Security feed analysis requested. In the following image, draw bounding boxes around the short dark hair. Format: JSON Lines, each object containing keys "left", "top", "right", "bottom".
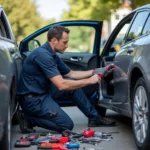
{"left": 47, "top": 25, "right": 70, "bottom": 41}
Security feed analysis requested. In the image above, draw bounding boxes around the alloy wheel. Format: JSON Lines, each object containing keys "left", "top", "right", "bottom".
{"left": 133, "top": 85, "right": 148, "bottom": 144}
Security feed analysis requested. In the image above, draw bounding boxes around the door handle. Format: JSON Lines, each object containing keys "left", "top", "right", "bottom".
{"left": 127, "top": 47, "right": 134, "bottom": 54}
{"left": 9, "top": 48, "right": 15, "bottom": 54}
{"left": 70, "top": 57, "right": 79, "bottom": 61}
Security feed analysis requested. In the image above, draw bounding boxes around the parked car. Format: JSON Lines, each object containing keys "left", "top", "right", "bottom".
{"left": 0, "top": 6, "right": 20, "bottom": 150}
{"left": 1, "top": 3, "right": 150, "bottom": 150}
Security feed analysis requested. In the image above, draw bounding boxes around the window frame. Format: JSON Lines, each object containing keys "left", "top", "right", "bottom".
{"left": 0, "top": 9, "right": 15, "bottom": 41}
{"left": 28, "top": 25, "right": 96, "bottom": 54}
{"left": 141, "top": 14, "right": 150, "bottom": 35}
{"left": 101, "top": 12, "right": 135, "bottom": 56}
{"left": 125, "top": 10, "right": 150, "bottom": 43}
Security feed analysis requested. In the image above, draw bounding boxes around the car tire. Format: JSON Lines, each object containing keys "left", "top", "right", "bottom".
{"left": 0, "top": 104, "right": 11, "bottom": 150}
{"left": 132, "top": 77, "right": 150, "bottom": 150}
{"left": 94, "top": 104, "right": 107, "bottom": 117}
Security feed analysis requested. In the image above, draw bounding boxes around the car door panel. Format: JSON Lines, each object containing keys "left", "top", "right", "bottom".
{"left": 20, "top": 20, "right": 103, "bottom": 105}
{"left": 59, "top": 53, "right": 98, "bottom": 98}
{"left": 59, "top": 53, "right": 97, "bottom": 70}
{"left": 112, "top": 11, "right": 149, "bottom": 103}
{"left": 19, "top": 21, "right": 102, "bottom": 55}
{"left": 112, "top": 41, "right": 135, "bottom": 103}
{"left": 5, "top": 41, "right": 22, "bottom": 115}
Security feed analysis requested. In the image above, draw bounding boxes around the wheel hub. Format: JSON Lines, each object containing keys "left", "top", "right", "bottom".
{"left": 133, "top": 85, "right": 148, "bottom": 144}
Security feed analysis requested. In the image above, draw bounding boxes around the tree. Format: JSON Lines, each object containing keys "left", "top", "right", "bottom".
{"left": 1, "top": 0, "right": 55, "bottom": 42}
{"left": 101, "top": 0, "right": 150, "bottom": 10}
{"left": 62, "top": 0, "right": 120, "bottom": 21}
{"left": 62, "top": 0, "right": 150, "bottom": 21}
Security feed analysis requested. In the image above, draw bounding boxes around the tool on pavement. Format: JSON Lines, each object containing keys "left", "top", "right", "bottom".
{"left": 80, "top": 136, "right": 113, "bottom": 145}
{"left": 65, "top": 142, "right": 80, "bottom": 149}
{"left": 37, "top": 143, "right": 68, "bottom": 150}
{"left": 27, "top": 133, "right": 40, "bottom": 141}
{"left": 94, "top": 131, "right": 119, "bottom": 137}
{"left": 62, "top": 128, "right": 94, "bottom": 138}
{"left": 83, "top": 128, "right": 95, "bottom": 137}
{"left": 50, "top": 136, "right": 69, "bottom": 144}
{"left": 31, "top": 133, "right": 54, "bottom": 145}
{"left": 31, "top": 136, "right": 50, "bottom": 145}
{"left": 62, "top": 130, "right": 83, "bottom": 138}
{"left": 15, "top": 136, "right": 31, "bottom": 147}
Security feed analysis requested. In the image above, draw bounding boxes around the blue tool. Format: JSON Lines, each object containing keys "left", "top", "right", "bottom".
{"left": 66, "top": 143, "right": 80, "bottom": 149}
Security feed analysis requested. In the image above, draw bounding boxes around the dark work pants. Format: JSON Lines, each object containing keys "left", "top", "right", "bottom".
{"left": 19, "top": 86, "right": 98, "bottom": 132}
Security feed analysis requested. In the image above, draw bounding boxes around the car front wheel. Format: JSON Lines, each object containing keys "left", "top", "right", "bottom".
{"left": 132, "top": 77, "right": 150, "bottom": 150}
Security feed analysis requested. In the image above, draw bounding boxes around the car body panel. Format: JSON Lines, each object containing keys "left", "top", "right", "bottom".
{"left": 0, "top": 39, "right": 11, "bottom": 140}
{"left": 98, "top": 4, "right": 150, "bottom": 119}
{"left": 0, "top": 6, "right": 19, "bottom": 144}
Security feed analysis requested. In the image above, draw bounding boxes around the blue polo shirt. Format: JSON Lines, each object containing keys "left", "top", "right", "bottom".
{"left": 17, "top": 42, "right": 71, "bottom": 95}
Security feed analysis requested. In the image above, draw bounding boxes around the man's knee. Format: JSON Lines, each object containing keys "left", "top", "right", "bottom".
{"left": 64, "top": 119, "right": 74, "bottom": 130}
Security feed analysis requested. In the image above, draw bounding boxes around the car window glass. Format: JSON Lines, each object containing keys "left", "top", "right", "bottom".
{"left": 107, "top": 19, "right": 131, "bottom": 54}
{"left": 0, "top": 12, "right": 12, "bottom": 40}
{"left": 0, "top": 18, "right": 7, "bottom": 38}
{"left": 127, "top": 11, "right": 149, "bottom": 40}
{"left": 142, "top": 15, "right": 150, "bottom": 35}
{"left": 111, "top": 23, "right": 130, "bottom": 52}
{"left": 28, "top": 26, "right": 95, "bottom": 53}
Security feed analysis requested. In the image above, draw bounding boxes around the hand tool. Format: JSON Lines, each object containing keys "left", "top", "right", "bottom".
{"left": 80, "top": 136, "right": 112, "bottom": 144}
{"left": 62, "top": 130, "right": 82, "bottom": 138}
{"left": 31, "top": 136, "right": 50, "bottom": 145}
{"left": 37, "top": 143, "right": 68, "bottom": 150}
{"left": 27, "top": 133, "right": 40, "bottom": 141}
{"left": 93, "top": 64, "right": 115, "bottom": 79}
{"left": 31, "top": 133, "right": 53, "bottom": 145}
{"left": 50, "top": 136, "right": 69, "bottom": 144}
{"left": 110, "top": 77, "right": 128, "bottom": 85}
{"left": 62, "top": 128, "right": 94, "bottom": 138}
{"left": 83, "top": 128, "right": 94, "bottom": 137}
{"left": 15, "top": 136, "right": 31, "bottom": 147}
{"left": 65, "top": 143, "right": 80, "bottom": 149}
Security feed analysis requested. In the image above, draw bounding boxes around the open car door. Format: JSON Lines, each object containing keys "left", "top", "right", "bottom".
{"left": 19, "top": 20, "right": 103, "bottom": 106}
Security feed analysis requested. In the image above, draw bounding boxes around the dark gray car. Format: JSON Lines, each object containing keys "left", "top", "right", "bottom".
{"left": 0, "top": 6, "right": 21, "bottom": 150}
{"left": 99, "top": 4, "right": 150, "bottom": 150}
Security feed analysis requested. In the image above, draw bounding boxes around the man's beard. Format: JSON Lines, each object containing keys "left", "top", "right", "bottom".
{"left": 55, "top": 48, "right": 64, "bottom": 54}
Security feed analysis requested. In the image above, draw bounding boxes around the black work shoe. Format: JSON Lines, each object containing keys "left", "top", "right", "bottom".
{"left": 16, "top": 110, "right": 36, "bottom": 133}
{"left": 88, "top": 116, "right": 116, "bottom": 127}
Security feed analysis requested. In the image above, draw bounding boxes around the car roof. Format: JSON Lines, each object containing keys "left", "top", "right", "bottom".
{"left": 132, "top": 4, "right": 150, "bottom": 12}
{"left": 122, "top": 4, "right": 150, "bottom": 20}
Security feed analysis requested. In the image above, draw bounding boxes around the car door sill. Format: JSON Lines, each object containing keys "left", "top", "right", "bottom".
{"left": 98, "top": 98, "right": 131, "bottom": 117}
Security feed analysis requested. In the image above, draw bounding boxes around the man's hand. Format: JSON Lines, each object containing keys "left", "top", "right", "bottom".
{"left": 93, "top": 64, "right": 115, "bottom": 78}
{"left": 88, "top": 74, "right": 100, "bottom": 84}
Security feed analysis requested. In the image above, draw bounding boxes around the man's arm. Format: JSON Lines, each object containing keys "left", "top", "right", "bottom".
{"left": 49, "top": 74, "right": 99, "bottom": 91}
{"left": 64, "top": 70, "right": 93, "bottom": 80}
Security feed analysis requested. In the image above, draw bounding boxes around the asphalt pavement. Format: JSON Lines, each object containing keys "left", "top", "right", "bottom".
{"left": 12, "top": 106, "right": 138, "bottom": 150}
